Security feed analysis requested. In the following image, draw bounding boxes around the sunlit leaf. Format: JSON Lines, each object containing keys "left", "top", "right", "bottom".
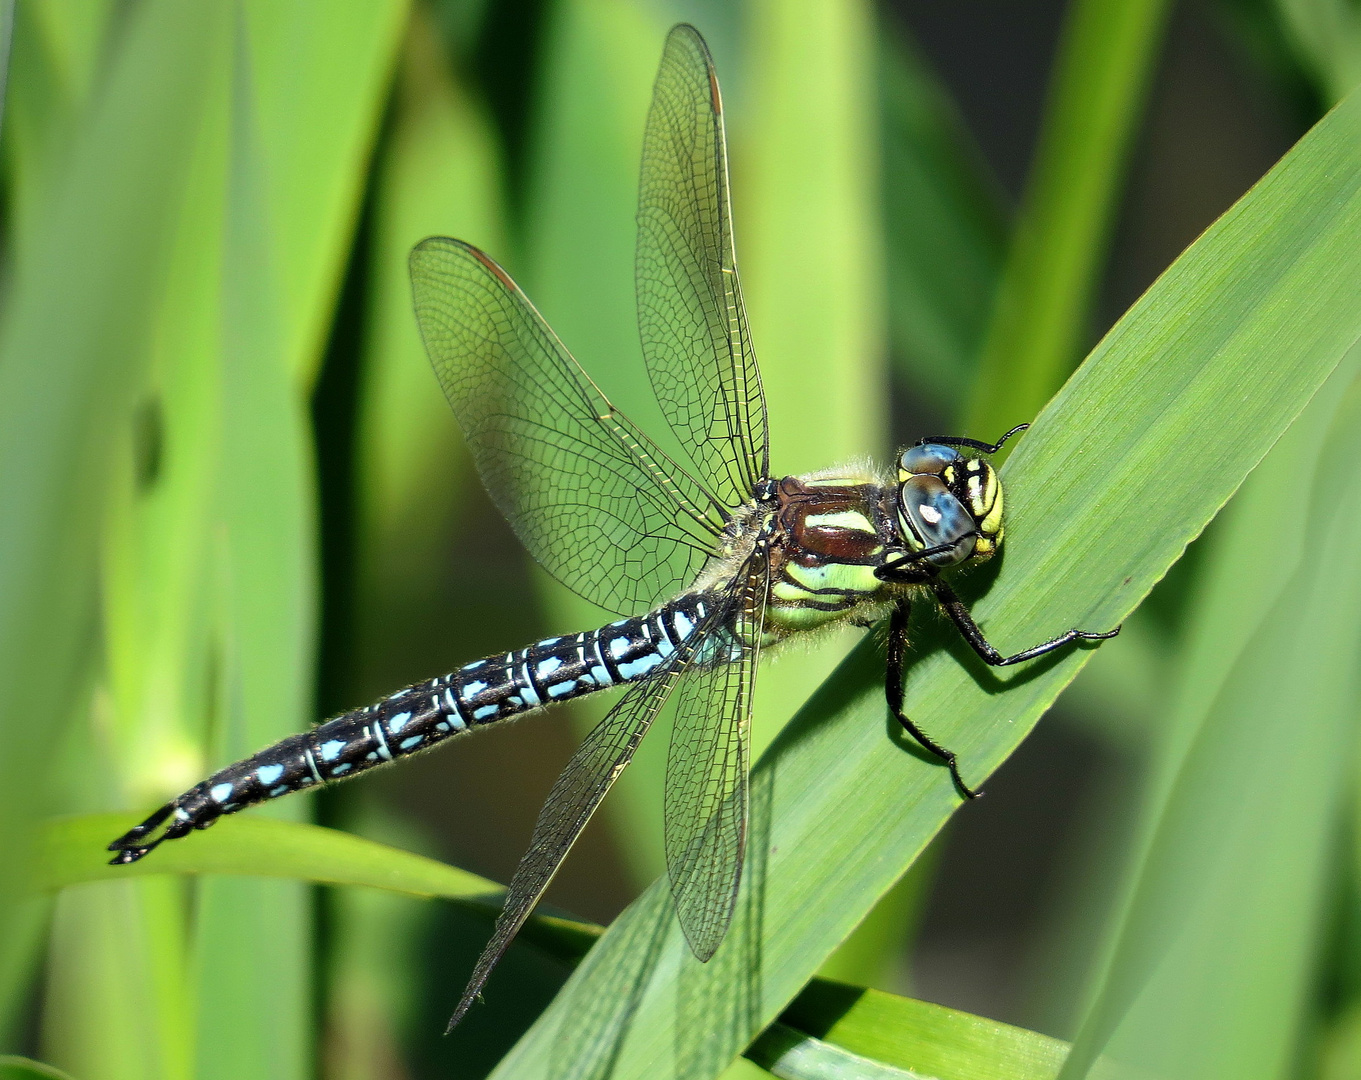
{"left": 0, "top": 0, "right": 230, "bottom": 1050}
{"left": 37, "top": 814, "right": 601, "bottom": 960}
{"left": 1057, "top": 366, "right": 1361, "bottom": 1079}
{"left": 489, "top": 80, "right": 1361, "bottom": 1080}
{"left": 782, "top": 979, "right": 1067, "bottom": 1080}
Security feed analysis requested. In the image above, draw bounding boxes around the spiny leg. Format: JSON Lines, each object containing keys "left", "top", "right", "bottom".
{"left": 886, "top": 598, "right": 981, "bottom": 800}
{"left": 874, "top": 539, "right": 968, "bottom": 583}
{"left": 930, "top": 579, "right": 1120, "bottom": 667}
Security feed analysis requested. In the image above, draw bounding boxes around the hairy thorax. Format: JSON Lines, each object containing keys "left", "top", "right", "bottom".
{"left": 760, "top": 467, "right": 904, "bottom": 639}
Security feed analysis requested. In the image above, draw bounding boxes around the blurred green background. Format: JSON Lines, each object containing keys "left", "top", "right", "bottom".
{"left": 4, "top": 0, "right": 1361, "bottom": 1078}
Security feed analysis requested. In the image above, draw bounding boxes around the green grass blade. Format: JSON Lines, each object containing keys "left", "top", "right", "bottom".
{"left": 747, "top": 1023, "right": 923, "bottom": 1079}
{"left": 740, "top": 0, "right": 884, "bottom": 478}
{"left": 738, "top": 0, "right": 886, "bottom": 775}
{"left": 191, "top": 39, "right": 314, "bottom": 1078}
{"left": 487, "top": 84, "right": 1361, "bottom": 1080}
{"left": 965, "top": 0, "right": 1171, "bottom": 438}
{"left": 1032, "top": 334, "right": 1361, "bottom": 1037}
{"left": 1274, "top": 0, "right": 1361, "bottom": 105}
{"left": 39, "top": 815, "right": 494, "bottom": 898}
{"left": 190, "top": 10, "right": 404, "bottom": 1079}
{"left": 3, "top": 1, "right": 117, "bottom": 268}
{"left": 1062, "top": 374, "right": 1361, "bottom": 1079}
{"left": 38, "top": 814, "right": 602, "bottom": 959}
{"left": 245, "top": 0, "right": 407, "bottom": 387}
{"left": 0, "top": 1057, "right": 76, "bottom": 1080}
{"left": 778, "top": 979, "right": 1068, "bottom": 1080}
{"left": 1148, "top": 351, "right": 1361, "bottom": 801}
{"left": 41, "top": 877, "right": 190, "bottom": 1080}
{"left": 1055, "top": 359, "right": 1361, "bottom": 1076}
{"left": 63, "top": 27, "right": 233, "bottom": 1080}
{"left": 814, "top": 863, "right": 934, "bottom": 991}
{"left": 0, "top": 0, "right": 229, "bottom": 1049}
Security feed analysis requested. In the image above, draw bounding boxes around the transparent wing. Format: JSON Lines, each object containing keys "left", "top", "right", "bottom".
{"left": 411, "top": 236, "right": 728, "bottom": 616}
{"left": 664, "top": 557, "right": 768, "bottom": 961}
{"left": 637, "top": 24, "right": 769, "bottom": 506}
{"left": 445, "top": 594, "right": 744, "bottom": 1030}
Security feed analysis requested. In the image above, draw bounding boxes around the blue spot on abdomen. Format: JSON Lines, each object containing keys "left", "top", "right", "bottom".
{"left": 256, "top": 764, "right": 285, "bottom": 786}
{"left": 318, "top": 739, "right": 346, "bottom": 762}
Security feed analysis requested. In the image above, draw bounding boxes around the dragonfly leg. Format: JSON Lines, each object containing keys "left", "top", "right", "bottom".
{"left": 886, "top": 599, "right": 981, "bottom": 800}
{"left": 875, "top": 540, "right": 966, "bottom": 583}
{"left": 930, "top": 580, "right": 1120, "bottom": 667}
{"left": 913, "top": 423, "right": 1029, "bottom": 456}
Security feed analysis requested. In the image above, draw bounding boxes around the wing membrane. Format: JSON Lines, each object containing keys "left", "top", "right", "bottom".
{"left": 411, "top": 236, "right": 727, "bottom": 616}
{"left": 664, "top": 557, "right": 768, "bottom": 960}
{"left": 637, "top": 24, "right": 769, "bottom": 506}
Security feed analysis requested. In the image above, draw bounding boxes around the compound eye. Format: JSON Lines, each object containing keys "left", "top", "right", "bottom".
{"left": 899, "top": 443, "right": 961, "bottom": 477}
{"left": 898, "top": 475, "right": 976, "bottom": 566}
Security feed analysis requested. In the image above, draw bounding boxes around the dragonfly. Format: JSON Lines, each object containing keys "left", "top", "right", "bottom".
{"left": 109, "top": 24, "right": 1118, "bottom": 1030}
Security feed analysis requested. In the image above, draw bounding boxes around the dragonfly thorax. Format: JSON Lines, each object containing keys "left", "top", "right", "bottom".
{"left": 761, "top": 470, "right": 901, "bottom": 636}
{"left": 760, "top": 446, "right": 1008, "bottom": 639}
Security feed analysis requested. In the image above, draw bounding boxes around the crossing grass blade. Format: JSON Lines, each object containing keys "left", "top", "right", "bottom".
{"left": 772, "top": 978, "right": 1069, "bottom": 1080}
{"left": 965, "top": 0, "right": 1171, "bottom": 440}
{"left": 37, "top": 814, "right": 603, "bottom": 966}
{"left": 38, "top": 815, "right": 495, "bottom": 899}
{"left": 485, "top": 83, "right": 1361, "bottom": 1080}
{"left": 747, "top": 1024, "right": 923, "bottom": 1079}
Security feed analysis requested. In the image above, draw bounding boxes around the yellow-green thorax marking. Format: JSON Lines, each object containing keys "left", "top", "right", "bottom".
{"left": 757, "top": 442, "right": 1006, "bottom": 641}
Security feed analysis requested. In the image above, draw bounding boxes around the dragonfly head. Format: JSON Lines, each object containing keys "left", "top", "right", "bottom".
{"left": 895, "top": 443, "right": 1004, "bottom": 569}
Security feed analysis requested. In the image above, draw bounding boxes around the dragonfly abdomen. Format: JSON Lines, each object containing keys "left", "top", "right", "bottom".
{"left": 107, "top": 591, "right": 718, "bottom": 864}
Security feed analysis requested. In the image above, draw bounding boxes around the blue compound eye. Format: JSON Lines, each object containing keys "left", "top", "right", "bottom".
{"left": 899, "top": 443, "right": 961, "bottom": 477}
{"left": 897, "top": 475, "right": 977, "bottom": 566}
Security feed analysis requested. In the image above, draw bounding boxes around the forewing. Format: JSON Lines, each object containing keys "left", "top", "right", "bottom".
{"left": 637, "top": 25, "right": 769, "bottom": 505}
{"left": 411, "top": 236, "right": 726, "bottom": 616}
{"left": 664, "top": 558, "right": 768, "bottom": 961}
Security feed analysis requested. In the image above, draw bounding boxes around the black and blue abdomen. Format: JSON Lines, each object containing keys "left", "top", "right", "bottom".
{"left": 108, "top": 592, "right": 717, "bottom": 863}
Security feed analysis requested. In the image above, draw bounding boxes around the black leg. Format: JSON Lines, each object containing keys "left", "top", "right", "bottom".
{"left": 875, "top": 539, "right": 973, "bottom": 583}
{"left": 885, "top": 598, "right": 982, "bottom": 799}
{"left": 931, "top": 580, "right": 1120, "bottom": 667}
{"left": 915, "top": 423, "right": 1029, "bottom": 456}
